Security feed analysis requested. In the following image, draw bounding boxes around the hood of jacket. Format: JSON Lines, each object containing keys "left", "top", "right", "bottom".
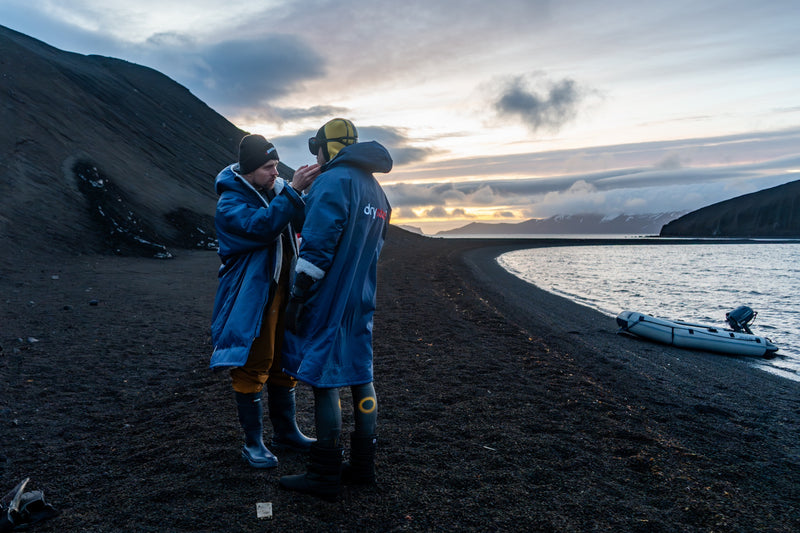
{"left": 322, "top": 141, "right": 392, "bottom": 175}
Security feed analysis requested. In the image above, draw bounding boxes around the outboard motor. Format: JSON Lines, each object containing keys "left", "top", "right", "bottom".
{"left": 726, "top": 306, "right": 756, "bottom": 334}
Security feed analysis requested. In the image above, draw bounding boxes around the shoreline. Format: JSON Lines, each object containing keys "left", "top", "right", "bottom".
{"left": 1, "top": 228, "right": 798, "bottom": 531}
{"left": 460, "top": 239, "right": 796, "bottom": 388}
{"left": 471, "top": 238, "right": 800, "bottom": 383}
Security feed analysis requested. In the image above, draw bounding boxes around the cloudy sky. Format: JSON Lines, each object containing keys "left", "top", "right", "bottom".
{"left": 3, "top": 0, "right": 800, "bottom": 233}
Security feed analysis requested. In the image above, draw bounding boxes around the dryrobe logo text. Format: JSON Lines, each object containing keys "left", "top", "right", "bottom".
{"left": 363, "top": 203, "right": 387, "bottom": 220}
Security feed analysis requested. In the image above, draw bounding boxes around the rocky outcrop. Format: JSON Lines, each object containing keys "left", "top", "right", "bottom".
{"left": 660, "top": 180, "right": 800, "bottom": 238}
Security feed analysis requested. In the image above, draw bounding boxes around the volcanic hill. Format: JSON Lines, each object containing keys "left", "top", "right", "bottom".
{"left": 0, "top": 25, "right": 292, "bottom": 258}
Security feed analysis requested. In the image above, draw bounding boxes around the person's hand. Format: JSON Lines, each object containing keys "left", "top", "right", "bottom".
{"left": 284, "top": 297, "right": 306, "bottom": 334}
{"left": 284, "top": 272, "right": 316, "bottom": 333}
{"left": 291, "top": 164, "right": 320, "bottom": 193}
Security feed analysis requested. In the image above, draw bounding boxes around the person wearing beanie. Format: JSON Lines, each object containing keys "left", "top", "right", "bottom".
{"left": 279, "top": 119, "right": 393, "bottom": 501}
{"left": 210, "top": 134, "right": 321, "bottom": 469}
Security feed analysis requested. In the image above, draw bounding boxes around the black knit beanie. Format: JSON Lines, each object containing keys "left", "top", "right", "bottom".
{"left": 238, "top": 134, "right": 279, "bottom": 174}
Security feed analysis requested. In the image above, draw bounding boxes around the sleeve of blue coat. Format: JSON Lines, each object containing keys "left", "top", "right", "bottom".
{"left": 216, "top": 185, "right": 303, "bottom": 256}
{"left": 296, "top": 174, "right": 350, "bottom": 281}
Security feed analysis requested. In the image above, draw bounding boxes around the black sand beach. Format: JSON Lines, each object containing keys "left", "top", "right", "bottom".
{"left": 2, "top": 227, "right": 798, "bottom": 532}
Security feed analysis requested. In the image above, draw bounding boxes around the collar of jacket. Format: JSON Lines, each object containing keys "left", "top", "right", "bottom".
{"left": 232, "top": 164, "right": 286, "bottom": 205}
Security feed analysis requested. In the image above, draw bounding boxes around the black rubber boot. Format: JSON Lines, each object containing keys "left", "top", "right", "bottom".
{"left": 342, "top": 433, "right": 377, "bottom": 485}
{"left": 234, "top": 392, "right": 278, "bottom": 469}
{"left": 267, "top": 383, "right": 315, "bottom": 452}
{"left": 278, "top": 443, "right": 344, "bottom": 502}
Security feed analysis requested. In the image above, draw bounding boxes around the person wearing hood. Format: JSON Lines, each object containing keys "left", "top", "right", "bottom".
{"left": 278, "top": 118, "right": 392, "bottom": 501}
{"left": 210, "top": 134, "right": 320, "bottom": 469}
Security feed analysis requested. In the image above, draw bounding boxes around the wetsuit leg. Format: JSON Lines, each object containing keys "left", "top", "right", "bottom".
{"left": 351, "top": 382, "right": 377, "bottom": 437}
{"left": 313, "top": 387, "right": 342, "bottom": 447}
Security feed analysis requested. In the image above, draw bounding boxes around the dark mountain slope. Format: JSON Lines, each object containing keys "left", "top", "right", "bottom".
{"left": 0, "top": 25, "right": 290, "bottom": 257}
{"left": 660, "top": 179, "right": 800, "bottom": 237}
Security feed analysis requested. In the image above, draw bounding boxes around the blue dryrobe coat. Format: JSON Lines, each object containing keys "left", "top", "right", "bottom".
{"left": 281, "top": 141, "right": 392, "bottom": 387}
{"left": 209, "top": 164, "right": 305, "bottom": 369}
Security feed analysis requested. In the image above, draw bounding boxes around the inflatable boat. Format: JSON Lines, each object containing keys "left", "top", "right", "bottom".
{"left": 616, "top": 306, "right": 778, "bottom": 357}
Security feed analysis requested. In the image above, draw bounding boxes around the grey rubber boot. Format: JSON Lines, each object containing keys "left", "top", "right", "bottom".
{"left": 341, "top": 433, "right": 377, "bottom": 485}
{"left": 278, "top": 443, "right": 344, "bottom": 502}
{"left": 267, "top": 383, "right": 315, "bottom": 452}
{"left": 234, "top": 392, "right": 278, "bottom": 468}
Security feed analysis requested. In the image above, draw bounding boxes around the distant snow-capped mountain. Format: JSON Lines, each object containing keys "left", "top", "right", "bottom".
{"left": 436, "top": 213, "right": 685, "bottom": 236}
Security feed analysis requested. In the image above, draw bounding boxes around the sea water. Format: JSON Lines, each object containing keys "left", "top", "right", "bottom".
{"left": 497, "top": 242, "right": 800, "bottom": 382}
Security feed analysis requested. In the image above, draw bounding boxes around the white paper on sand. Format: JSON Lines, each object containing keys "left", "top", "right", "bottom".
{"left": 256, "top": 502, "right": 272, "bottom": 519}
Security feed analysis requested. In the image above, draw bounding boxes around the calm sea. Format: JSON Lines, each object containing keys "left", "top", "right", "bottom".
{"left": 497, "top": 241, "right": 800, "bottom": 382}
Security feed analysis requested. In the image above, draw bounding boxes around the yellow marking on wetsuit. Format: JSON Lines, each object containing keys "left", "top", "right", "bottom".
{"left": 358, "top": 396, "right": 377, "bottom": 414}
